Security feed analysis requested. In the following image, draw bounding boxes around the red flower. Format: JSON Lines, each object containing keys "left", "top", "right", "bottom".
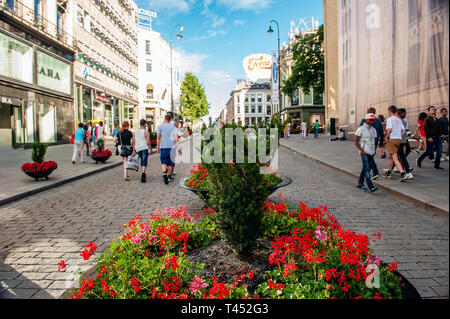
{"left": 267, "top": 280, "right": 284, "bottom": 290}
{"left": 80, "top": 241, "right": 97, "bottom": 260}
{"left": 57, "top": 260, "right": 67, "bottom": 271}
{"left": 164, "top": 255, "right": 180, "bottom": 270}
{"left": 389, "top": 262, "right": 398, "bottom": 272}
{"left": 130, "top": 277, "right": 142, "bottom": 293}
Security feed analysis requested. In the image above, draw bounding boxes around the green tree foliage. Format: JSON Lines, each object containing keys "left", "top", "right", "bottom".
{"left": 282, "top": 25, "right": 324, "bottom": 97}
{"left": 180, "top": 72, "right": 209, "bottom": 120}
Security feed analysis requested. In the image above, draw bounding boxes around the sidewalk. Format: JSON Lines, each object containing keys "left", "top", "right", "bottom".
{"left": 280, "top": 135, "right": 449, "bottom": 214}
{"left": 0, "top": 139, "right": 122, "bottom": 206}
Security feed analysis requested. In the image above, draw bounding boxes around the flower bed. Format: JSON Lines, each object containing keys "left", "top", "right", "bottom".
{"left": 64, "top": 198, "right": 407, "bottom": 299}
{"left": 21, "top": 161, "right": 58, "bottom": 173}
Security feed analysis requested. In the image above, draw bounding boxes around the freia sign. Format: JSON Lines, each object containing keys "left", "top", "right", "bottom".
{"left": 242, "top": 54, "right": 272, "bottom": 82}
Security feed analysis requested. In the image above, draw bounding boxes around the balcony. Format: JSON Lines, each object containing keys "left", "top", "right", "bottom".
{"left": 0, "top": 0, "right": 74, "bottom": 51}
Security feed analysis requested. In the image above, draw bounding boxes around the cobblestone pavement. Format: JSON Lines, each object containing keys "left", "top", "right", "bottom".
{"left": 0, "top": 147, "right": 448, "bottom": 299}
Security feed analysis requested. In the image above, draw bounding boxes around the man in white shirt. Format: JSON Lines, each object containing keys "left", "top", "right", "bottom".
{"left": 383, "top": 105, "right": 407, "bottom": 181}
{"left": 354, "top": 113, "right": 378, "bottom": 192}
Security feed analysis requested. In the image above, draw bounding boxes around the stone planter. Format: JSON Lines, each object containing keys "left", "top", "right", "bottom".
{"left": 23, "top": 169, "right": 55, "bottom": 181}
{"left": 90, "top": 154, "right": 111, "bottom": 164}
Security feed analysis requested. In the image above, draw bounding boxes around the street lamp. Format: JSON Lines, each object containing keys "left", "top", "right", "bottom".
{"left": 170, "top": 24, "right": 183, "bottom": 116}
{"left": 267, "top": 20, "right": 281, "bottom": 119}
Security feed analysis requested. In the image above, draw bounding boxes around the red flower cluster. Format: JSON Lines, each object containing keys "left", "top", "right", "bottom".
{"left": 80, "top": 241, "right": 97, "bottom": 260}
{"left": 21, "top": 161, "right": 58, "bottom": 173}
{"left": 91, "top": 149, "right": 112, "bottom": 157}
{"left": 57, "top": 260, "right": 66, "bottom": 271}
{"left": 164, "top": 255, "right": 180, "bottom": 270}
{"left": 130, "top": 277, "right": 142, "bottom": 293}
{"left": 203, "top": 276, "right": 231, "bottom": 299}
{"left": 187, "top": 163, "right": 209, "bottom": 189}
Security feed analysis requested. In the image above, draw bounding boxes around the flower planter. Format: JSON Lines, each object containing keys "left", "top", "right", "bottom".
{"left": 90, "top": 150, "right": 112, "bottom": 163}
{"left": 180, "top": 175, "right": 292, "bottom": 204}
{"left": 391, "top": 268, "right": 421, "bottom": 299}
{"left": 23, "top": 168, "right": 55, "bottom": 181}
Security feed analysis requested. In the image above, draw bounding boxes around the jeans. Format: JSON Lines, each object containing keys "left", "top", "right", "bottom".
{"left": 314, "top": 129, "right": 319, "bottom": 139}
{"left": 418, "top": 136, "right": 442, "bottom": 168}
{"left": 138, "top": 149, "right": 149, "bottom": 167}
{"left": 397, "top": 143, "right": 411, "bottom": 172}
{"left": 359, "top": 154, "right": 375, "bottom": 189}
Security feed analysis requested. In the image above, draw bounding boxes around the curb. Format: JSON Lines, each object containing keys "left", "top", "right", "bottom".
{"left": 0, "top": 161, "right": 123, "bottom": 207}
{"left": 281, "top": 144, "right": 449, "bottom": 217}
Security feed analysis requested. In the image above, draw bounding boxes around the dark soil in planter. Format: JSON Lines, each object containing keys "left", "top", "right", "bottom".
{"left": 187, "top": 239, "right": 274, "bottom": 295}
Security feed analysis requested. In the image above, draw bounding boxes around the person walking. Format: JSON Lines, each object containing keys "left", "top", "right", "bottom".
{"left": 397, "top": 108, "right": 414, "bottom": 180}
{"left": 359, "top": 107, "right": 383, "bottom": 179}
{"left": 417, "top": 106, "right": 444, "bottom": 170}
{"left": 116, "top": 121, "right": 134, "bottom": 181}
{"left": 89, "top": 122, "right": 97, "bottom": 147}
{"left": 133, "top": 119, "right": 153, "bottom": 183}
{"left": 313, "top": 120, "right": 320, "bottom": 139}
{"left": 113, "top": 124, "right": 120, "bottom": 156}
{"left": 97, "top": 121, "right": 105, "bottom": 143}
{"left": 72, "top": 123, "right": 86, "bottom": 164}
{"left": 83, "top": 124, "right": 90, "bottom": 155}
{"left": 157, "top": 114, "right": 178, "bottom": 185}
{"left": 378, "top": 114, "right": 387, "bottom": 158}
{"left": 439, "top": 108, "right": 449, "bottom": 161}
{"left": 355, "top": 113, "right": 378, "bottom": 193}
{"left": 382, "top": 105, "right": 408, "bottom": 181}
{"left": 283, "top": 122, "right": 289, "bottom": 140}
{"left": 301, "top": 120, "right": 307, "bottom": 139}
{"left": 413, "top": 112, "right": 428, "bottom": 155}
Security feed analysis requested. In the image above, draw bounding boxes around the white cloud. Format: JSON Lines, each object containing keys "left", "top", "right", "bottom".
{"left": 205, "top": 70, "right": 233, "bottom": 85}
{"left": 173, "top": 50, "right": 209, "bottom": 75}
{"left": 218, "top": 0, "right": 272, "bottom": 11}
{"left": 234, "top": 19, "right": 246, "bottom": 25}
{"left": 212, "top": 16, "right": 226, "bottom": 28}
{"left": 147, "top": 0, "right": 194, "bottom": 13}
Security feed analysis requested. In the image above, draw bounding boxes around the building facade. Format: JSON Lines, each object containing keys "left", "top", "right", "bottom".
{"left": 225, "top": 96, "right": 233, "bottom": 124}
{"left": 137, "top": 9, "right": 181, "bottom": 132}
{"left": 324, "top": 0, "right": 449, "bottom": 135}
{"left": 231, "top": 80, "right": 272, "bottom": 126}
{"left": 73, "top": 0, "right": 139, "bottom": 136}
{"left": 0, "top": 0, "right": 75, "bottom": 147}
{"left": 276, "top": 25, "right": 325, "bottom": 130}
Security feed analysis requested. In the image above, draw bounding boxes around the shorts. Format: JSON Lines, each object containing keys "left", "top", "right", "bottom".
{"left": 387, "top": 139, "right": 402, "bottom": 154}
{"left": 138, "top": 149, "right": 149, "bottom": 167}
{"left": 160, "top": 148, "right": 175, "bottom": 167}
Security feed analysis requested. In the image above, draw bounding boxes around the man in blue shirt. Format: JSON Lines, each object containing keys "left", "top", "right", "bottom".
{"left": 157, "top": 114, "right": 178, "bottom": 184}
{"left": 359, "top": 107, "right": 384, "bottom": 179}
{"left": 72, "top": 123, "right": 86, "bottom": 164}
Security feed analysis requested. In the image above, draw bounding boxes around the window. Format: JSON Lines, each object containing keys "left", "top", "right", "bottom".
{"left": 77, "top": 5, "right": 84, "bottom": 26}
{"left": 267, "top": 106, "right": 271, "bottom": 115}
{"left": 145, "top": 40, "right": 151, "bottom": 55}
{"left": 267, "top": 95, "right": 271, "bottom": 102}
{"left": 34, "top": 0, "right": 42, "bottom": 23}
{"left": 146, "top": 84, "right": 154, "bottom": 99}
{"left": 237, "top": 106, "right": 240, "bottom": 114}
{"left": 303, "top": 91, "right": 313, "bottom": 104}
{"left": 251, "top": 95, "right": 255, "bottom": 103}
{"left": 257, "top": 95, "right": 262, "bottom": 103}
{"left": 83, "top": 11, "right": 90, "bottom": 31}
{"left": 251, "top": 105, "right": 255, "bottom": 113}
{"left": 408, "top": 43, "right": 421, "bottom": 87}
{"left": 291, "top": 89, "right": 299, "bottom": 106}
{"left": 258, "top": 105, "right": 262, "bottom": 113}
{"left": 245, "top": 95, "right": 248, "bottom": 102}
{"left": 237, "top": 95, "right": 240, "bottom": 103}
{"left": 245, "top": 105, "right": 248, "bottom": 113}
{"left": 146, "top": 61, "right": 152, "bottom": 72}
{"left": 313, "top": 91, "right": 323, "bottom": 105}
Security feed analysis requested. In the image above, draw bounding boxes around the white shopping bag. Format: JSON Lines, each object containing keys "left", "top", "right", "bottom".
{"left": 126, "top": 154, "right": 139, "bottom": 171}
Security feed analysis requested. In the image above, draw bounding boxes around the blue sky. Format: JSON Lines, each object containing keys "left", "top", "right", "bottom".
{"left": 135, "top": 0, "right": 323, "bottom": 119}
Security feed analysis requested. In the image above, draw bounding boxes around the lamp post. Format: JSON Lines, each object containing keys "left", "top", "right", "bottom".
{"left": 170, "top": 24, "right": 183, "bottom": 116}
{"left": 267, "top": 20, "right": 281, "bottom": 119}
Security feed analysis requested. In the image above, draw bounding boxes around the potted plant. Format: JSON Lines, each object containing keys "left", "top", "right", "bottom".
{"left": 91, "top": 138, "right": 112, "bottom": 163}
{"left": 21, "top": 142, "right": 57, "bottom": 180}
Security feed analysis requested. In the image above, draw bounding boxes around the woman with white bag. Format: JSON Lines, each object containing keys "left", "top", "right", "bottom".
{"left": 115, "top": 121, "right": 134, "bottom": 181}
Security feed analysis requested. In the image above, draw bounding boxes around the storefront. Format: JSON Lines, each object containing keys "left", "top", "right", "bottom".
{"left": 0, "top": 29, "right": 73, "bottom": 147}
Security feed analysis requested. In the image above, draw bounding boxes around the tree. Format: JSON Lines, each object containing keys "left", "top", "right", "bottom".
{"left": 180, "top": 72, "right": 209, "bottom": 120}
{"left": 281, "top": 24, "right": 324, "bottom": 97}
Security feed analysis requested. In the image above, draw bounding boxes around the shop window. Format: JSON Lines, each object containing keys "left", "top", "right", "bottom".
{"left": 0, "top": 32, "right": 34, "bottom": 83}
{"left": 25, "top": 101, "right": 35, "bottom": 143}
{"left": 39, "top": 104, "right": 56, "bottom": 143}
{"left": 303, "top": 91, "right": 313, "bottom": 104}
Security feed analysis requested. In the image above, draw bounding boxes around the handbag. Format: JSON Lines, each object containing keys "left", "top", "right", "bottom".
{"left": 126, "top": 154, "right": 139, "bottom": 171}
{"left": 70, "top": 133, "right": 75, "bottom": 144}
{"left": 119, "top": 131, "right": 133, "bottom": 157}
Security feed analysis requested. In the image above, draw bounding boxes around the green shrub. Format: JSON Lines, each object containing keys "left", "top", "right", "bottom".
{"left": 31, "top": 142, "right": 48, "bottom": 163}
{"left": 97, "top": 138, "right": 105, "bottom": 152}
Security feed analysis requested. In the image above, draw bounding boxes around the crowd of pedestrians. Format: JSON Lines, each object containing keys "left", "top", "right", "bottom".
{"left": 354, "top": 105, "right": 448, "bottom": 192}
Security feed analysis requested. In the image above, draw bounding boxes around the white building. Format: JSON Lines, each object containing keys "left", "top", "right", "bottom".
{"left": 231, "top": 80, "right": 272, "bottom": 126}
{"left": 137, "top": 9, "right": 181, "bottom": 131}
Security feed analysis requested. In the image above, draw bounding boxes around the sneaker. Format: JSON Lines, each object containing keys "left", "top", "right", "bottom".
{"left": 172, "top": 172, "right": 177, "bottom": 176}
{"left": 416, "top": 159, "right": 421, "bottom": 168}
{"left": 399, "top": 174, "right": 408, "bottom": 182}
{"left": 369, "top": 186, "right": 378, "bottom": 193}
{"left": 406, "top": 172, "right": 414, "bottom": 180}
{"left": 141, "top": 173, "right": 146, "bottom": 183}
{"left": 382, "top": 172, "right": 392, "bottom": 179}
{"left": 371, "top": 174, "right": 380, "bottom": 180}
{"left": 163, "top": 174, "right": 169, "bottom": 185}
{"left": 357, "top": 184, "right": 368, "bottom": 191}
